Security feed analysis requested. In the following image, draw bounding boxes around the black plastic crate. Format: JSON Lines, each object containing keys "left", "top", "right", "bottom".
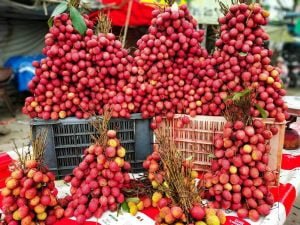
{"left": 30, "top": 114, "right": 153, "bottom": 179}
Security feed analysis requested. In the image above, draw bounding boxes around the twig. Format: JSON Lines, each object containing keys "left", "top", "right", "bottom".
{"left": 223, "top": 89, "right": 254, "bottom": 125}
{"left": 96, "top": 13, "right": 112, "bottom": 34}
{"left": 218, "top": 0, "right": 229, "bottom": 15}
{"left": 155, "top": 128, "right": 201, "bottom": 223}
{"left": 122, "top": 0, "right": 133, "bottom": 48}
{"left": 31, "top": 130, "right": 48, "bottom": 163}
{"left": 91, "top": 108, "right": 112, "bottom": 146}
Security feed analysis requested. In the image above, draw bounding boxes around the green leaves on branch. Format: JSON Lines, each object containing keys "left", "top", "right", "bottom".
{"left": 239, "top": 52, "right": 248, "bottom": 57}
{"left": 48, "top": 2, "right": 67, "bottom": 27}
{"left": 126, "top": 197, "right": 140, "bottom": 203}
{"left": 185, "top": 156, "right": 193, "bottom": 161}
{"left": 70, "top": 6, "right": 87, "bottom": 35}
{"left": 255, "top": 104, "right": 268, "bottom": 119}
{"left": 47, "top": 1, "right": 87, "bottom": 36}
{"left": 121, "top": 202, "right": 129, "bottom": 213}
{"left": 231, "top": 89, "right": 251, "bottom": 101}
{"left": 51, "top": 2, "right": 68, "bottom": 17}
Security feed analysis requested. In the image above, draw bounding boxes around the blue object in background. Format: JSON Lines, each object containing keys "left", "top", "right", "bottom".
{"left": 4, "top": 55, "right": 44, "bottom": 92}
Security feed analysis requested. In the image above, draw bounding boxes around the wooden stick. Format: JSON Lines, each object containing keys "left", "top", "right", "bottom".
{"left": 122, "top": 0, "right": 133, "bottom": 48}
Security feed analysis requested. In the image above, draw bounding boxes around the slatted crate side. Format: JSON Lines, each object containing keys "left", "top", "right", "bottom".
{"left": 160, "top": 115, "right": 226, "bottom": 171}
{"left": 262, "top": 118, "right": 286, "bottom": 184}
{"left": 161, "top": 115, "right": 285, "bottom": 182}
{"left": 31, "top": 114, "right": 153, "bottom": 178}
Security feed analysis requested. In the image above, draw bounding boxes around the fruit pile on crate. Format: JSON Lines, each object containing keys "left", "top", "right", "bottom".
{"left": 0, "top": 0, "right": 289, "bottom": 225}
{"left": 22, "top": 3, "right": 287, "bottom": 123}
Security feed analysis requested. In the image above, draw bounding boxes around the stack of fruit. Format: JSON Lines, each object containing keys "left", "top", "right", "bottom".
{"left": 203, "top": 88, "right": 277, "bottom": 221}
{"left": 133, "top": 3, "right": 226, "bottom": 123}
{"left": 22, "top": 1, "right": 287, "bottom": 125}
{"left": 1, "top": 137, "right": 64, "bottom": 225}
{"left": 13, "top": 0, "right": 288, "bottom": 224}
{"left": 213, "top": 3, "right": 288, "bottom": 122}
{"left": 63, "top": 113, "right": 131, "bottom": 224}
{"left": 141, "top": 128, "right": 226, "bottom": 225}
{"left": 22, "top": 7, "right": 139, "bottom": 119}
{"left": 205, "top": 119, "right": 276, "bottom": 221}
{"left": 142, "top": 144, "right": 165, "bottom": 189}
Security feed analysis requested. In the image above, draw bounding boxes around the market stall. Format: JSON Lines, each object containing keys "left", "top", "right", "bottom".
{"left": 0, "top": 0, "right": 296, "bottom": 225}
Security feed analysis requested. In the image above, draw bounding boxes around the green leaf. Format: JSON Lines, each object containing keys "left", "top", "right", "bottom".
{"left": 121, "top": 202, "right": 129, "bottom": 213}
{"left": 51, "top": 2, "right": 68, "bottom": 17}
{"left": 232, "top": 89, "right": 251, "bottom": 101}
{"left": 255, "top": 104, "right": 268, "bottom": 119}
{"left": 185, "top": 156, "right": 193, "bottom": 161}
{"left": 239, "top": 52, "right": 248, "bottom": 57}
{"left": 208, "top": 154, "right": 216, "bottom": 158}
{"left": 126, "top": 197, "right": 140, "bottom": 203}
{"left": 70, "top": 6, "right": 87, "bottom": 35}
{"left": 47, "top": 2, "right": 67, "bottom": 27}
{"left": 117, "top": 203, "right": 123, "bottom": 216}
{"left": 47, "top": 17, "right": 54, "bottom": 27}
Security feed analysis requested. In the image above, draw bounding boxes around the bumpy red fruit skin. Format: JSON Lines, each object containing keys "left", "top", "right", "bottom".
{"left": 249, "top": 209, "right": 260, "bottom": 222}
{"left": 257, "top": 204, "right": 271, "bottom": 216}
{"left": 284, "top": 128, "right": 300, "bottom": 150}
{"left": 237, "top": 208, "right": 248, "bottom": 219}
{"left": 190, "top": 205, "right": 205, "bottom": 220}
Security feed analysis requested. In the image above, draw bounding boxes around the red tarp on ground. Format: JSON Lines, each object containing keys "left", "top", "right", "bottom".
{"left": 89, "top": 0, "right": 153, "bottom": 26}
{"left": 0, "top": 153, "right": 13, "bottom": 188}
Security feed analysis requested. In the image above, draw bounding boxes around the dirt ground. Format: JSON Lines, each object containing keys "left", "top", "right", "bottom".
{"left": 0, "top": 105, "right": 30, "bottom": 152}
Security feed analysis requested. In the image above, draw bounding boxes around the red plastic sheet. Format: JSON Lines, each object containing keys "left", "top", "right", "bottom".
{"left": 53, "top": 208, "right": 159, "bottom": 225}
{"left": 223, "top": 216, "right": 251, "bottom": 225}
{"left": 89, "top": 0, "right": 153, "bottom": 26}
{"left": 0, "top": 153, "right": 13, "bottom": 188}
{"left": 54, "top": 218, "right": 100, "bottom": 225}
{"left": 270, "top": 183, "right": 296, "bottom": 215}
{"left": 281, "top": 153, "right": 300, "bottom": 170}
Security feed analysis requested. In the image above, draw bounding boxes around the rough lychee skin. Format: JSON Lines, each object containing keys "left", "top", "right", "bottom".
{"left": 190, "top": 205, "right": 205, "bottom": 220}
